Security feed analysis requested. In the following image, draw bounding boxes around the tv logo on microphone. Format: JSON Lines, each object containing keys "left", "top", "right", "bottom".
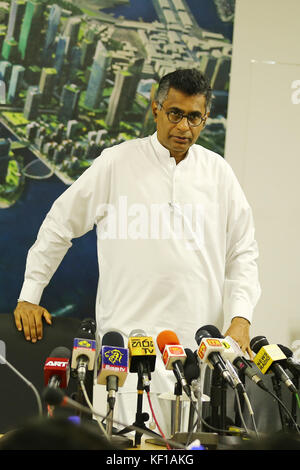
{"left": 104, "top": 347, "right": 126, "bottom": 366}
{"left": 129, "top": 337, "right": 156, "bottom": 355}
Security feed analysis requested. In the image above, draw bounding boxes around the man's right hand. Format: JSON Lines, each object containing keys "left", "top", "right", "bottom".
{"left": 14, "top": 301, "right": 52, "bottom": 343}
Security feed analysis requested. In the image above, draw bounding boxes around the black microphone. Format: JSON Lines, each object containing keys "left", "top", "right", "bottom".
{"left": 183, "top": 348, "right": 200, "bottom": 385}
{"left": 195, "top": 325, "right": 235, "bottom": 389}
{"left": 250, "top": 336, "right": 298, "bottom": 394}
{"left": 71, "top": 318, "right": 97, "bottom": 382}
{"left": 278, "top": 344, "right": 300, "bottom": 378}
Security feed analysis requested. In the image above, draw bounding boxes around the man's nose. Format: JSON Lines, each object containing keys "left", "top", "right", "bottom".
{"left": 176, "top": 116, "right": 190, "bottom": 131}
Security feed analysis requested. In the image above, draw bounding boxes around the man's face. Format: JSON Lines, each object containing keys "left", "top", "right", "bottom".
{"left": 152, "top": 87, "right": 209, "bottom": 162}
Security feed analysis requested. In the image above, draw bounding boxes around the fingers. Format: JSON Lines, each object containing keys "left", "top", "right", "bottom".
{"left": 14, "top": 302, "right": 52, "bottom": 343}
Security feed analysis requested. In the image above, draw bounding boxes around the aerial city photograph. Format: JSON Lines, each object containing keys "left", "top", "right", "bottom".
{"left": 0, "top": 0, "right": 235, "bottom": 318}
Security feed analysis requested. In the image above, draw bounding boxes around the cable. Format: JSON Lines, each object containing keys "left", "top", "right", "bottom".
{"left": 146, "top": 391, "right": 171, "bottom": 450}
{"left": 233, "top": 388, "right": 250, "bottom": 437}
{"left": 0, "top": 353, "right": 43, "bottom": 416}
{"left": 79, "top": 380, "right": 110, "bottom": 440}
{"left": 44, "top": 387, "right": 188, "bottom": 449}
{"left": 257, "top": 383, "right": 300, "bottom": 434}
{"left": 242, "top": 391, "right": 259, "bottom": 437}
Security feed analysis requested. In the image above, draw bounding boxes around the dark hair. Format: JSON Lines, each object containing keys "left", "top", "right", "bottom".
{"left": 155, "top": 68, "right": 212, "bottom": 111}
{"left": 0, "top": 416, "right": 118, "bottom": 450}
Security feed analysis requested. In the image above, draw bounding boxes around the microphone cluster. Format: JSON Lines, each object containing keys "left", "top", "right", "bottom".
{"left": 40, "top": 320, "right": 300, "bottom": 449}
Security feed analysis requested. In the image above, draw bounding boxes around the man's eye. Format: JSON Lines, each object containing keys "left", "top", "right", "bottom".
{"left": 169, "top": 111, "right": 182, "bottom": 120}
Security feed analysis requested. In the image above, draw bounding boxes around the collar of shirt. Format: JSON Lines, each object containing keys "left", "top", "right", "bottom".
{"left": 150, "top": 131, "right": 192, "bottom": 169}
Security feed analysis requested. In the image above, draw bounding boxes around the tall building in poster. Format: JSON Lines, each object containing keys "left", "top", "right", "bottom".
{"left": 84, "top": 40, "right": 110, "bottom": 110}
{"left": 18, "top": 0, "right": 43, "bottom": 64}
{"left": 5, "top": 0, "right": 26, "bottom": 42}
{"left": 42, "top": 4, "right": 62, "bottom": 65}
{"left": 39, "top": 67, "right": 57, "bottom": 104}
{"left": 58, "top": 83, "right": 80, "bottom": 122}
{"left": 7, "top": 64, "right": 25, "bottom": 103}
{"left": 105, "top": 58, "right": 144, "bottom": 128}
{"left": 23, "top": 85, "right": 40, "bottom": 120}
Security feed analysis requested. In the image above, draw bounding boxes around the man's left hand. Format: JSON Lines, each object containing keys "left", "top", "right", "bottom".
{"left": 224, "top": 316, "right": 253, "bottom": 359}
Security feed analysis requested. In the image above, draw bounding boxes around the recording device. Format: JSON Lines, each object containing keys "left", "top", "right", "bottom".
{"left": 71, "top": 318, "right": 97, "bottom": 382}
{"left": 250, "top": 336, "right": 297, "bottom": 393}
{"left": 44, "top": 346, "right": 71, "bottom": 389}
{"left": 128, "top": 329, "right": 156, "bottom": 391}
{"left": 195, "top": 326, "right": 235, "bottom": 389}
{"left": 156, "top": 330, "right": 191, "bottom": 397}
{"left": 97, "top": 331, "right": 129, "bottom": 410}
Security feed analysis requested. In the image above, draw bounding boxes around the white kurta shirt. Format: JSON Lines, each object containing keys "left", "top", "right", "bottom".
{"left": 19, "top": 132, "right": 261, "bottom": 394}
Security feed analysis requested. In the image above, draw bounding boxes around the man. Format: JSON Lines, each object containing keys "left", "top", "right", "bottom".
{"left": 14, "top": 68, "right": 260, "bottom": 386}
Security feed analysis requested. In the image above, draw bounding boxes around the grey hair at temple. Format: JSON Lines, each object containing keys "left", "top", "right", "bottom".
{"left": 154, "top": 68, "right": 213, "bottom": 112}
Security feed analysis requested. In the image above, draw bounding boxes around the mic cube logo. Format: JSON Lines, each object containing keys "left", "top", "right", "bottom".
{"left": 162, "top": 345, "right": 185, "bottom": 368}
{"left": 45, "top": 360, "right": 69, "bottom": 368}
{"left": 74, "top": 338, "right": 96, "bottom": 351}
{"left": 197, "top": 342, "right": 207, "bottom": 361}
{"left": 129, "top": 337, "right": 156, "bottom": 356}
{"left": 197, "top": 338, "right": 223, "bottom": 361}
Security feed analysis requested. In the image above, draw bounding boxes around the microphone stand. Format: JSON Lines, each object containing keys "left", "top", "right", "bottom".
{"left": 271, "top": 375, "right": 292, "bottom": 432}
{"left": 172, "top": 381, "right": 182, "bottom": 436}
{"left": 116, "top": 363, "right": 161, "bottom": 447}
{"left": 209, "top": 368, "right": 227, "bottom": 434}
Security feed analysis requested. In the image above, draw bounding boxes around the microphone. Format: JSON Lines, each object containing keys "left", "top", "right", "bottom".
{"left": 156, "top": 330, "right": 191, "bottom": 397}
{"left": 128, "top": 329, "right": 156, "bottom": 391}
{"left": 44, "top": 346, "right": 71, "bottom": 389}
{"left": 198, "top": 324, "right": 268, "bottom": 391}
{"left": 278, "top": 344, "right": 300, "bottom": 378}
{"left": 97, "top": 331, "right": 129, "bottom": 410}
{"left": 195, "top": 326, "right": 235, "bottom": 389}
{"left": 220, "top": 334, "right": 269, "bottom": 392}
{"left": 250, "top": 336, "right": 298, "bottom": 394}
{"left": 183, "top": 348, "right": 200, "bottom": 385}
{"left": 71, "top": 318, "right": 97, "bottom": 382}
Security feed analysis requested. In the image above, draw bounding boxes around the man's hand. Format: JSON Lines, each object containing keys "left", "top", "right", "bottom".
{"left": 224, "top": 316, "right": 253, "bottom": 359}
{"left": 14, "top": 301, "right": 52, "bottom": 343}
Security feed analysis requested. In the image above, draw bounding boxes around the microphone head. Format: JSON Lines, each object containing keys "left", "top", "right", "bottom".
{"left": 278, "top": 344, "right": 293, "bottom": 358}
{"left": 156, "top": 330, "right": 180, "bottom": 354}
{"left": 43, "top": 386, "right": 65, "bottom": 406}
{"left": 195, "top": 325, "right": 223, "bottom": 346}
{"left": 183, "top": 348, "right": 200, "bottom": 384}
{"left": 76, "top": 318, "right": 96, "bottom": 339}
{"left": 129, "top": 329, "right": 147, "bottom": 337}
{"left": 102, "top": 331, "right": 124, "bottom": 348}
{"left": 48, "top": 346, "right": 71, "bottom": 359}
{"left": 250, "top": 336, "right": 269, "bottom": 353}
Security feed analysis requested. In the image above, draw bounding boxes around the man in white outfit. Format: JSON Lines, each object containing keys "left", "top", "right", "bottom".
{"left": 13, "top": 69, "right": 261, "bottom": 437}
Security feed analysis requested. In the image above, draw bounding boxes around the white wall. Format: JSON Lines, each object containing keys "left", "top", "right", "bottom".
{"left": 225, "top": 0, "right": 300, "bottom": 353}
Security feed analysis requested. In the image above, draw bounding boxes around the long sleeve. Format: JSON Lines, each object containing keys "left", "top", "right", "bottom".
{"left": 222, "top": 164, "right": 261, "bottom": 328}
{"left": 18, "top": 153, "right": 111, "bottom": 305}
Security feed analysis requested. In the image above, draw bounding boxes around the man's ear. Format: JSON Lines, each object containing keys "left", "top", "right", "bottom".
{"left": 151, "top": 100, "right": 158, "bottom": 121}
